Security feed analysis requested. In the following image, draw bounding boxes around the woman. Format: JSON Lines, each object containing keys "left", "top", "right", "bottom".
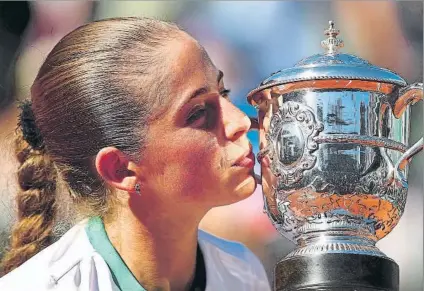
{"left": 0, "top": 17, "right": 270, "bottom": 291}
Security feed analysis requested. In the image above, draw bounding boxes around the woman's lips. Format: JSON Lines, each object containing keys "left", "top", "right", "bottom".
{"left": 233, "top": 151, "right": 255, "bottom": 168}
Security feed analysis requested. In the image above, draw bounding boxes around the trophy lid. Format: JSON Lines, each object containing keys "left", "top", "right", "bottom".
{"left": 247, "top": 21, "right": 407, "bottom": 100}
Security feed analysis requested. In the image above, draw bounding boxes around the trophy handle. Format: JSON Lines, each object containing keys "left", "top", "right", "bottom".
{"left": 391, "top": 83, "right": 423, "bottom": 186}
{"left": 396, "top": 138, "right": 424, "bottom": 171}
{"left": 392, "top": 82, "right": 423, "bottom": 118}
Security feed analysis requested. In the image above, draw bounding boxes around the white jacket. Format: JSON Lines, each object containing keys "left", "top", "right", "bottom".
{"left": 0, "top": 219, "right": 271, "bottom": 291}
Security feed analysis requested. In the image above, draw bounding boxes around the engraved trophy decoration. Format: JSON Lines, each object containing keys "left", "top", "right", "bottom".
{"left": 248, "top": 21, "right": 423, "bottom": 291}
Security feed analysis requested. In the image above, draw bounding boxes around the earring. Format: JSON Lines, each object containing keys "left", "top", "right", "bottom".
{"left": 134, "top": 183, "right": 141, "bottom": 195}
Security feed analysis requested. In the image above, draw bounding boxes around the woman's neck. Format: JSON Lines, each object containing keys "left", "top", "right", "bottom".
{"left": 103, "top": 204, "right": 203, "bottom": 291}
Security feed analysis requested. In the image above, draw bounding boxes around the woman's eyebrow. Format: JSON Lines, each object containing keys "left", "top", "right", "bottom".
{"left": 185, "top": 70, "right": 224, "bottom": 103}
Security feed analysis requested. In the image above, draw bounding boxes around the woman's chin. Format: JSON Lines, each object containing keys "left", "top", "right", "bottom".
{"left": 211, "top": 171, "right": 258, "bottom": 206}
{"left": 233, "top": 174, "right": 257, "bottom": 200}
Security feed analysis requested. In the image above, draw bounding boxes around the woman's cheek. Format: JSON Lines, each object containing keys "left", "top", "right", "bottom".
{"left": 176, "top": 139, "right": 221, "bottom": 198}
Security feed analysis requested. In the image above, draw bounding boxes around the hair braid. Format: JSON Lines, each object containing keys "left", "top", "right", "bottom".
{"left": 0, "top": 126, "right": 58, "bottom": 275}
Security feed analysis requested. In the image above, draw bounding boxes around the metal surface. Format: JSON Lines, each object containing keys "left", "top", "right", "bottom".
{"left": 247, "top": 21, "right": 407, "bottom": 102}
{"left": 248, "top": 21, "right": 423, "bottom": 290}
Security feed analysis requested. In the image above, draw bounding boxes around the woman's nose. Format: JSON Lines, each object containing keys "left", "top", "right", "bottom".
{"left": 222, "top": 99, "right": 251, "bottom": 141}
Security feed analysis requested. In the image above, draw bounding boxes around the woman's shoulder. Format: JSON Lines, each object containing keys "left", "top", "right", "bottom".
{"left": 198, "top": 229, "right": 271, "bottom": 290}
{"left": 0, "top": 220, "right": 96, "bottom": 291}
{"left": 198, "top": 229, "right": 254, "bottom": 261}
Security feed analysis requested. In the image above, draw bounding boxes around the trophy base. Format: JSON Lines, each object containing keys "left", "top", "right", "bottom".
{"left": 275, "top": 253, "right": 399, "bottom": 291}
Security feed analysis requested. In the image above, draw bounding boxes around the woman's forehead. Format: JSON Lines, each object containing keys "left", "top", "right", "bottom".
{"left": 147, "top": 36, "right": 220, "bottom": 122}
{"left": 167, "top": 36, "right": 219, "bottom": 92}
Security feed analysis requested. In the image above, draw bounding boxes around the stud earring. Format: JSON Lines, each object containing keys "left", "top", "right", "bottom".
{"left": 134, "top": 183, "right": 141, "bottom": 195}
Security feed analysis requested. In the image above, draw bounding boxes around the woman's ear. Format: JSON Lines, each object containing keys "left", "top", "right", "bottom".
{"left": 95, "top": 147, "right": 138, "bottom": 192}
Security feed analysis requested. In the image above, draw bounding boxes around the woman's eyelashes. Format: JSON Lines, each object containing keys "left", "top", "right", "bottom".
{"left": 187, "top": 104, "right": 208, "bottom": 125}
{"left": 186, "top": 88, "right": 231, "bottom": 128}
{"left": 220, "top": 88, "right": 231, "bottom": 99}
{"left": 186, "top": 102, "right": 217, "bottom": 129}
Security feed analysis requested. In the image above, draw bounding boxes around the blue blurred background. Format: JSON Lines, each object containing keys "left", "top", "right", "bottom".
{"left": 0, "top": 1, "right": 422, "bottom": 290}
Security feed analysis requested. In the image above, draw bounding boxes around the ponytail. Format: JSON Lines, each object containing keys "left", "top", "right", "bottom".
{"left": 1, "top": 101, "right": 58, "bottom": 275}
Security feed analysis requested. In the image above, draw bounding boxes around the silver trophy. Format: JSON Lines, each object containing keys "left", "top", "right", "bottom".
{"left": 248, "top": 21, "right": 423, "bottom": 291}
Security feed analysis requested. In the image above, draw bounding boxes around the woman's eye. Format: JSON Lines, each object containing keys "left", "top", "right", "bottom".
{"left": 187, "top": 106, "right": 207, "bottom": 125}
{"left": 220, "top": 88, "right": 231, "bottom": 99}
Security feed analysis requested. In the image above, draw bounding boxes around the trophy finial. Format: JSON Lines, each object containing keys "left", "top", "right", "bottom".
{"left": 321, "top": 20, "right": 344, "bottom": 54}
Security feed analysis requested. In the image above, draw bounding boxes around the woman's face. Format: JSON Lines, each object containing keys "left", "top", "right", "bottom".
{"left": 138, "top": 34, "right": 256, "bottom": 211}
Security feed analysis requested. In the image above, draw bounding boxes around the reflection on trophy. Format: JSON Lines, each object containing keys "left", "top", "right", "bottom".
{"left": 248, "top": 21, "right": 423, "bottom": 291}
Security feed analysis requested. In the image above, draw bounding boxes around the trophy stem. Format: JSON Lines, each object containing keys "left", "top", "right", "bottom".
{"left": 290, "top": 218, "right": 385, "bottom": 258}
